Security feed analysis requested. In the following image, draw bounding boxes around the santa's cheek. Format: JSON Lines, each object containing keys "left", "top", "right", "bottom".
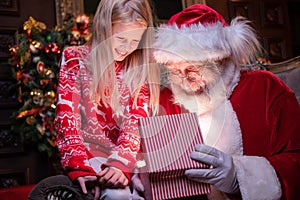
{"left": 170, "top": 76, "right": 182, "bottom": 84}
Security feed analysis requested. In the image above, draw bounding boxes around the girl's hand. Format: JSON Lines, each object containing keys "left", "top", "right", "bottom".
{"left": 98, "top": 167, "right": 129, "bottom": 188}
{"left": 77, "top": 176, "right": 98, "bottom": 194}
{"left": 77, "top": 176, "right": 100, "bottom": 200}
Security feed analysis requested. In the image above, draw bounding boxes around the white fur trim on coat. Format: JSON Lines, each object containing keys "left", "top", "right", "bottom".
{"left": 170, "top": 60, "right": 282, "bottom": 199}
{"left": 233, "top": 156, "right": 282, "bottom": 200}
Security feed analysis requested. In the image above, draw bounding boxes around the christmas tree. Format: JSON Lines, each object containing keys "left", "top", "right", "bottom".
{"left": 9, "top": 15, "right": 91, "bottom": 157}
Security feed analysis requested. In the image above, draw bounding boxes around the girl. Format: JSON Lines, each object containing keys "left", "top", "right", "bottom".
{"left": 28, "top": 0, "right": 159, "bottom": 199}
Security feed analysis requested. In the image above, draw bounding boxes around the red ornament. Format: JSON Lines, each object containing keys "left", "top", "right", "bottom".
{"left": 76, "top": 14, "right": 90, "bottom": 32}
{"left": 37, "top": 61, "right": 46, "bottom": 74}
{"left": 45, "top": 43, "right": 61, "bottom": 54}
{"left": 9, "top": 45, "right": 19, "bottom": 57}
{"left": 16, "top": 71, "right": 23, "bottom": 81}
{"left": 16, "top": 71, "right": 32, "bottom": 83}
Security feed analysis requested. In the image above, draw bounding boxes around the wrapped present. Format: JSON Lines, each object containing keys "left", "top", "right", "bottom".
{"left": 139, "top": 113, "right": 211, "bottom": 200}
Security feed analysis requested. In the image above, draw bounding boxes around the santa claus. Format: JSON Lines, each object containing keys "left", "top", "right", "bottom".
{"left": 154, "top": 4, "right": 300, "bottom": 200}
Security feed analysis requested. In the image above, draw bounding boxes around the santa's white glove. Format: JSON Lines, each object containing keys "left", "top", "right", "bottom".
{"left": 185, "top": 144, "right": 239, "bottom": 194}
{"left": 131, "top": 174, "right": 144, "bottom": 200}
{"left": 131, "top": 173, "right": 144, "bottom": 192}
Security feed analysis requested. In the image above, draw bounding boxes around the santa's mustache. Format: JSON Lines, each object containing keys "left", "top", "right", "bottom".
{"left": 171, "top": 66, "right": 221, "bottom": 95}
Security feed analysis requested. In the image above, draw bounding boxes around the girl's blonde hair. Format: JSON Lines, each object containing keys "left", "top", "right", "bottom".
{"left": 87, "top": 0, "right": 160, "bottom": 116}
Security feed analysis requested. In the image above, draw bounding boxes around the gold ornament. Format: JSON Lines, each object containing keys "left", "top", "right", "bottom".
{"left": 30, "top": 89, "right": 42, "bottom": 96}
{"left": 71, "top": 30, "right": 81, "bottom": 41}
{"left": 30, "top": 89, "right": 44, "bottom": 105}
{"left": 54, "top": 25, "right": 61, "bottom": 31}
{"left": 36, "top": 124, "right": 45, "bottom": 135}
{"left": 23, "top": 16, "right": 46, "bottom": 34}
{"left": 44, "top": 91, "right": 56, "bottom": 105}
{"left": 26, "top": 116, "right": 36, "bottom": 125}
{"left": 83, "top": 33, "right": 92, "bottom": 42}
{"left": 20, "top": 52, "right": 31, "bottom": 66}
{"left": 29, "top": 40, "right": 42, "bottom": 54}
{"left": 45, "top": 69, "right": 55, "bottom": 78}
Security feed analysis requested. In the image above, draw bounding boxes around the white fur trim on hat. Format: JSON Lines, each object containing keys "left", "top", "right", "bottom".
{"left": 153, "top": 17, "right": 261, "bottom": 64}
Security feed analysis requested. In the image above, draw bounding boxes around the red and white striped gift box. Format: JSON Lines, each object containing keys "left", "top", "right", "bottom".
{"left": 139, "top": 113, "right": 211, "bottom": 200}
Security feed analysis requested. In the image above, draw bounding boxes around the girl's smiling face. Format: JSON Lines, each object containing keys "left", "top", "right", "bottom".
{"left": 111, "top": 22, "right": 146, "bottom": 61}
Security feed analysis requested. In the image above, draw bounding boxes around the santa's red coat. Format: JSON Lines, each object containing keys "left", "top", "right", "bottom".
{"left": 159, "top": 70, "right": 300, "bottom": 200}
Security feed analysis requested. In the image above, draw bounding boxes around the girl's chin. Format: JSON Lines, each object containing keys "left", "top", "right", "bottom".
{"left": 114, "top": 55, "right": 126, "bottom": 61}
{"left": 113, "top": 51, "right": 128, "bottom": 61}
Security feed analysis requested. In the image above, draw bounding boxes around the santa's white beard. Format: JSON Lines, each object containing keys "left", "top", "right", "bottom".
{"left": 170, "top": 66, "right": 226, "bottom": 115}
{"left": 169, "top": 61, "right": 243, "bottom": 166}
{"left": 169, "top": 60, "right": 242, "bottom": 148}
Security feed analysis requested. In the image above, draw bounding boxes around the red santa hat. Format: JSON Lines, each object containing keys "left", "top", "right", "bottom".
{"left": 153, "top": 4, "right": 261, "bottom": 64}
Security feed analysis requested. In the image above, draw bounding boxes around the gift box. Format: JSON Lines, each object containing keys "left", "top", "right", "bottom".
{"left": 139, "top": 113, "right": 211, "bottom": 200}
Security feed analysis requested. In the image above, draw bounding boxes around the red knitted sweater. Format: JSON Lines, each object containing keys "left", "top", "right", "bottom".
{"left": 54, "top": 46, "right": 150, "bottom": 181}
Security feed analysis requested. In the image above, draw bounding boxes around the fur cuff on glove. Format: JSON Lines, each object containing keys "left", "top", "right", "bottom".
{"left": 233, "top": 156, "right": 282, "bottom": 200}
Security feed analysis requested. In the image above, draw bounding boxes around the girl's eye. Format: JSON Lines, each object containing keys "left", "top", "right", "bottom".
{"left": 132, "top": 40, "right": 139, "bottom": 44}
{"left": 116, "top": 37, "right": 125, "bottom": 41}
